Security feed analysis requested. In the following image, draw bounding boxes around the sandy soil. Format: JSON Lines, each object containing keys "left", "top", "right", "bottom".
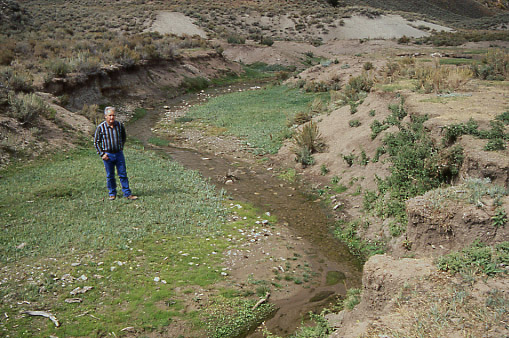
{"left": 149, "top": 11, "right": 208, "bottom": 38}
{"left": 323, "top": 14, "right": 452, "bottom": 40}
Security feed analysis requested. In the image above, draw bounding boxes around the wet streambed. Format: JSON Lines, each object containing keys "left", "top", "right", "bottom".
{"left": 126, "top": 86, "right": 362, "bottom": 336}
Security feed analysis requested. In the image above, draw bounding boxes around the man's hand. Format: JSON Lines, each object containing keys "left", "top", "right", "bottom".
{"left": 102, "top": 154, "right": 109, "bottom": 161}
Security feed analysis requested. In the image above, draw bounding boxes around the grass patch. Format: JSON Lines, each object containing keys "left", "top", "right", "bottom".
{"left": 186, "top": 85, "right": 325, "bottom": 154}
{"left": 334, "top": 219, "right": 386, "bottom": 261}
{"left": 211, "top": 62, "right": 296, "bottom": 87}
{"left": 148, "top": 136, "right": 170, "bottom": 147}
{"left": 436, "top": 241, "right": 509, "bottom": 276}
{"left": 127, "top": 107, "right": 148, "bottom": 124}
{"left": 0, "top": 148, "right": 227, "bottom": 261}
{"left": 204, "top": 296, "right": 275, "bottom": 338}
{"left": 0, "top": 149, "right": 285, "bottom": 337}
{"left": 439, "top": 58, "right": 477, "bottom": 66}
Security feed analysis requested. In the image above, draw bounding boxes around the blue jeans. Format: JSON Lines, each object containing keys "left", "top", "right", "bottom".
{"left": 103, "top": 151, "right": 132, "bottom": 197}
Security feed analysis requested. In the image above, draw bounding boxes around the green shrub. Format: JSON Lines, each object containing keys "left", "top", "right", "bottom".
{"left": 320, "top": 164, "right": 329, "bottom": 175}
{"left": 442, "top": 118, "right": 507, "bottom": 151}
{"left": 349, "top": 119, "right": 361, "bottom": 127}
{"left": 485, "top": 139, "right": 506, "bottom": 151}
{"left": 294, "top": 147, "right": 315, "bottom": 166}
{"left": 227, "top": 34, "right": 246, "bottom": 44}
{"left": 341, "top": 74, "right": 373, "bottom": 103}
{"left": 360, "top": 150, "right": 369, "bottom": 166}
{"left": 363, "top": 62, "right": 374, "bottom": 71}
{"left": 205, "top": 296, "right": 275, "bottom": 338}
{"left": 334, "top": 219, "right": 386, "bottom": 260}
{"left": 109, "top": 44, "right": 140, "bottom": 67}
{"left": 260, "top": 36, "right": 274, "bottom": 46}
{"left": 492, "top": 208, "right": 507, "bottom": 228}
{"left": 444, "top": 145, "right": 464, "bottom": 178}
{"left": 471, "top": 49, "right": 508, "bottom": 80}
{"left": 342, "top": 153, "right": 356, "bottom": 167}
{"left": 369, "top": 114, "right": 450, "bottom": 223}
{"left": 69, "top": 52, "right": 102, "bottom": 74}
{"left": 495, "top": 111, "right": 509, "bottom": 125}
{"left": 8, "top": 92, "right": 50, "bottom": 125}
{"left": 343, "top": 288, "right": 361, "bottom": 310}
{"left": 436, "top": 241, "right": 508, "bottom": 276}
{"left": 370, "top": 120, "right": 389, "bottom": 140}
{"left": 48, "top": 59, "right": 71, "bottom": 78}
{"left": 1, "top": 68, "right": 33, "bottom": 92}
{"left": 182, "top": 76, "right": 210, "bottom": 93}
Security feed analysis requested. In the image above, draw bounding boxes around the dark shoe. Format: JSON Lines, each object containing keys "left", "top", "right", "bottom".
{"left": 126, "top": 195, "right": 138, "bottom": 200}
{"left": 109, "top": 195, "right": 116, "bottom": 200}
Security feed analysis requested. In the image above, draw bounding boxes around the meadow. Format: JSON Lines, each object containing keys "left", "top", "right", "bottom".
{"left": 185, "top": 85, "right": 327, "bottom": 154}
{"left": 0, "top": 146, "right": 275, "bottom": 337}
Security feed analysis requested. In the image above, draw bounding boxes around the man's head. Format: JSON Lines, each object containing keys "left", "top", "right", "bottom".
{"left": 104, "top": 106, "right": 116, "bottom": 126}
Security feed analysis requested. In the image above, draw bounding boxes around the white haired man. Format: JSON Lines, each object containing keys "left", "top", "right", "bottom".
{"left": 94, "top": 106, "right": 138, "bottom": 200}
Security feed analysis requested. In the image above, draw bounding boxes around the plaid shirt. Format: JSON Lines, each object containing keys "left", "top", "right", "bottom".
{"left": 94, "top": 121, "right": 126, "bottom": 157}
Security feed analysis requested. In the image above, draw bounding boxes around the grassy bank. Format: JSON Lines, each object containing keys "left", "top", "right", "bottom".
{"left": 0, "top": 147, "right": 274, "bottom": 337}
{"left": 185, "top": 85, "right": 326, "bottom": 154}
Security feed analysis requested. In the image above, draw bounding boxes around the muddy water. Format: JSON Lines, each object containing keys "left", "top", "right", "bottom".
{"left": 126, "top": 87, "right": 362, "bottom": 336}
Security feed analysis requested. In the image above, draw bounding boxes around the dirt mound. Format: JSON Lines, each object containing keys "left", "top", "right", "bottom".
{"left": 328, "top": 254, "right": 509, "bottom": 338}
{"left": 0, "top": 92, "right": 92, "bottom": 167}
{"left": 402, "top": 191, "right": 509, "bottom": 257}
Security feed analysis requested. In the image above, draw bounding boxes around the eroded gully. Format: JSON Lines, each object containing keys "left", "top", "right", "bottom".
{"left": 126, "top": 86, "right": 362, "bottom": 337}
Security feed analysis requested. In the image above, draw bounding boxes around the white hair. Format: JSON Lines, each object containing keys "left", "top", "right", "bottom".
{"left": 104, "top": 106, "right": 116, "bottom": 115}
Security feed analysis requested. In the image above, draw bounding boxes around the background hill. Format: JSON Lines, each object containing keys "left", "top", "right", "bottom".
{"left": 343, "top": 0, "right": 495, "bottom": 19}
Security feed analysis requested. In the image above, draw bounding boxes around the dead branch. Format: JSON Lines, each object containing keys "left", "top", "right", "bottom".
{"left": 252, "top": 292, "right": 270, "bottom": 310}
{"left": 23, "top": 310, "right": 60, "bottom": 327}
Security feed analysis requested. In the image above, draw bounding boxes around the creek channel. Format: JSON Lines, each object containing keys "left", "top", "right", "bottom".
{"left": 126, "top": 84, "right": 363, "bottom": 337}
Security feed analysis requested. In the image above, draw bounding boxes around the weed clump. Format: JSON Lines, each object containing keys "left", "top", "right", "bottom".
{"left": 7, "top": 92, "right": 51, "bottom": 125}
{"left": 442, "top": 116, "right": 508, "bottom": 151}
{"left": 293, "top": 121, "right": 325, "bottom": 166}
{"left": 436, "top": 241, "right": 509, "bottom": 276}
{"left": 472, "top": 49, "right": 508, "bottom": 80}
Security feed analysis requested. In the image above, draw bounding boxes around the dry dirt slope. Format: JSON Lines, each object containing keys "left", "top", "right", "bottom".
{"left": 271, "top": 40, "right": 508, "bottom": 336}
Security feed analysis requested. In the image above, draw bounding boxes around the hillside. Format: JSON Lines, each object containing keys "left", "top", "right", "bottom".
{"left": 343, "top": 0, "right": 495, "bottom": 19}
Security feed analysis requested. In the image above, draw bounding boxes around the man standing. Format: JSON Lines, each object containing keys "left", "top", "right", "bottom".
{"left": 94, "top": 106, "right": 138, "bottom": 200}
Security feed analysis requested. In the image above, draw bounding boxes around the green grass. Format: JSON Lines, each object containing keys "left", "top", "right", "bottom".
{"left": 148, "top": 136, "right": 171, "bottom": 147}
{"left": 439, "top": 58, "right": 477, "bottom": 66}
{"left": 0, "top": 147, "right": 281, "bottom": 337}
{"left": 436, "top": 241, "right": 509, "bottom": 276}
{"left": 210, "top": 62, "right": 296, "bottom": 87}
{"left": 0, "top": 147, "right": 226, "bottom": 261}
{"left": 127, "top": 107, "right": 148, "bottom": 124}
{"left": 186, "top": 85, "right": 325, "bottom": 154}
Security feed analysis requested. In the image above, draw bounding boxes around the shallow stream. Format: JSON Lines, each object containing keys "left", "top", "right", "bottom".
{"left": 126, "top": 85, "right": 362, "bottom": 336}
